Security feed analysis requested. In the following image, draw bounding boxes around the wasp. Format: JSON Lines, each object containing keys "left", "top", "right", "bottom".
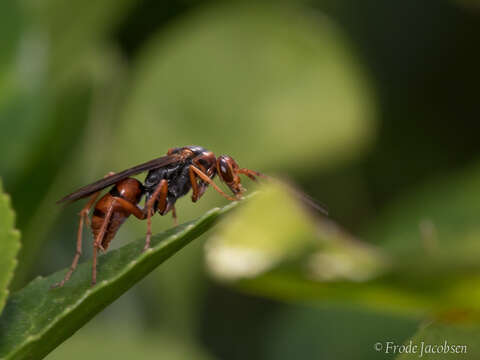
{"left": 52, "top": 145, "right": 266, "bottom": 287}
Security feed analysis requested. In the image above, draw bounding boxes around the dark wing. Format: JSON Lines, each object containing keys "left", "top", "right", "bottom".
{"left": 57, "top": 154, "right": 182, "bottom": 204}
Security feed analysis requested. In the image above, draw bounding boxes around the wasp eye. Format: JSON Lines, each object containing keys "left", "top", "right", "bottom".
{"left": 217, "top": 156, "right": 235, "bottom": 183}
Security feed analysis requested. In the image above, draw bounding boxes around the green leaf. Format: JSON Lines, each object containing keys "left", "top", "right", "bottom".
{"left": 205, "top": 183, "right": 408, "bottom": 311}
{"left": 395, "top": 321, "right": 480, "bottom": 359}
{"left": 0, "top": 179, "right": 21, "bottom": 315}
{"left": 0, "top": 201, "right": 239, "bottom": 360}
{"left": 205, "top": 182, "right": 480, "bottom": 316}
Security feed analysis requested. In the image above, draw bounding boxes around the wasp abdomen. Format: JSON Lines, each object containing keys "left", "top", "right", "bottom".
{"left": 90, "top": 178, "right": 144, "bottom": 250}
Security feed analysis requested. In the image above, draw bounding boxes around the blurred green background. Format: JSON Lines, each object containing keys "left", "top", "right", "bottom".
{"left": 1, "top": 0, "right": 480, "bottom": 359}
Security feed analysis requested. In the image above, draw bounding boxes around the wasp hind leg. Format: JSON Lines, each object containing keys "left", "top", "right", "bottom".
{"left": 172, "top": 205, "right": 178, "bottom": 226}
{"left": 91, "top": 204, "right": 114, "bottom": 285}
{"left": 51, "top": 173, "right": 114, "bottom": 289}
{"left": 51, "top": 194, "right": 97, "bottom": 288}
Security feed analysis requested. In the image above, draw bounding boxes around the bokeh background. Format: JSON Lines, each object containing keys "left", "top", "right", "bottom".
{"left": 1, "top": 0, "right": 480, "bottom": 359}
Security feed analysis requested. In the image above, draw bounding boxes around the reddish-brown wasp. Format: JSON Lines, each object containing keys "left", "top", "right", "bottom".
{"left": 52, "top": 145, "right": 267, "bottom": 287}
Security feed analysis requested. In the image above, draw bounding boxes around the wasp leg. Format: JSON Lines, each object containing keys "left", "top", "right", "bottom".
{"left": 92, "top": 203, "right": 114, "bottom": 285}
{"left": 51, "top": 195, "right": 96, "bottom": 288}
{"left": 172, "top": 205, "right": 178, "bottom": 226}
{"left": 189, "top": 154, "right": 215, "bottom": 202}
{"left": 51, "top": 172, "right": 115, "bottom": 289}
{"left": 108, "top": 197, "right": 145, "bottom": 219}
{"left": 190, "top": 165, "right": 237, "bottom": 201}
{"left": 143, "top": 179, "right": 168, "bottom": 251}
{"left": 189, "top": 165, "right": 202, "bottom": 202}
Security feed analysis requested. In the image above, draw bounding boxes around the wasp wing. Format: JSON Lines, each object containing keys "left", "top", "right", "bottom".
{"left": 266, "top": 177, "right": 329, "bottom": 216}
{"left": 57, "top": 154, "right": 182, "bottom": 204}
{"left": 288, "top": 187, "right": 329, "bottom": 216}
{"left": 254, "top": 174, "right": 329, "bottom": 216}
